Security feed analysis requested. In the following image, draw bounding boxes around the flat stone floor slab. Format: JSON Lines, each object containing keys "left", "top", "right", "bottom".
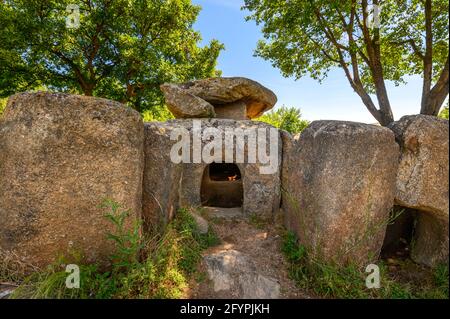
{"left": 203, "top": 207, "right": 244, "bottom": 219}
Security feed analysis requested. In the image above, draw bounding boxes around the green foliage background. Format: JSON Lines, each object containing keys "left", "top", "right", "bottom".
{"left": 439, "top": 103, "right": 449, "bottom": 119}
{"left": 256, "top": 106, "right": 310, "bottom": 134}
{"left": 0, "top": 98, "right": 6, "bottom": 116}
{"left": 244, "top": 0, "right": 449, "bottom": 123}
{"left": 244, "top": 0, "right": 448, "bottom": 86}
{"left": 0, "top": 0, "right": 223, "bottom": 120}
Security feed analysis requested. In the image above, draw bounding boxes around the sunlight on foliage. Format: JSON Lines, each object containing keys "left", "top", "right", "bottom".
{"left": 142, "top": 105, "right": 175, "bottom": 122}
{"left": 438, "top": 103, "right": 449, "bottom": 119}
{"left": 282, "top": 231, "right": 449, "bottom": 299}
{"left": 0, "top": 98, "right": 6, "bottom": 116}
{"left": 0, "top": 0, "right": 223, "bottom": 114}
{"left": 8, "top": 202, "right": 218, "bottom": 299}
{"left": 256, "top": 106, "right": 309, "bottom": 134}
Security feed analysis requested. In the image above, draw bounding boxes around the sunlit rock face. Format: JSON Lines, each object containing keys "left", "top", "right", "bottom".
{"left": 281, "top": 121, "right": 399, "bottom": 266}
{"left": 0, "top": 92, "right": 144, "bottom": 269}
{"left": 160, "top": 77, "right": 278, "bottom": 120}
{"left": 389, "top": 115, "right": 449, "bottom": 267}
{"left": 142, "top": 119, "right": 282, "bottom": 229}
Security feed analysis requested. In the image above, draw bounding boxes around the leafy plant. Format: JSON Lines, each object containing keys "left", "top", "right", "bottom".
{"left": 432, "top": 264, "right": 449, "bottom": 297}
{"left": 282, "top": 231, "right": 449, "bottom": 299}
{"left": 438, "top": 102, "right": 449, "bottom": 119}
{"left": 0, "top": 97, "right": 6, "bottom": 116}
{"left": 101, "top": 199, "right": 143, "bottom": 271}
{"left": 142, "top": 104, "right": 175, "bottom": 122}
{"left": 8, "top": 202, "right": 219, "bottom": 299}
{"left": 256, "top": 106, "right": 310, "bottom": 134}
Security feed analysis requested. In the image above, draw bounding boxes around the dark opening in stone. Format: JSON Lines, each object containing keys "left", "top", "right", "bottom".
{"left": 209, "top": 163, "right": 242, "bottom": 181}
{"left": 381, "top": 206, "right": 416, "bottom": 260}
{"left": 201, "top": 163, "right": 243, "bottom": 208}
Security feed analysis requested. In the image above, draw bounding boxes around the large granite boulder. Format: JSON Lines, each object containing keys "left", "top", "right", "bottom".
{"left": 281, "top": 121, "right": 399, "bottom": 266}
{"left": 160, "top": 77, "right": 277, "bottom": 120}
{"left": 0, "top": 92, "right": 144, "bottom": 269}
{"left": 203, "top": 249, "right": 281, "bottom": 299}
{"left": 143, "top": 122, "right": 183, "bottom": 231}
{"left": 389, "top": 115, "right": 449, "bottom": 267}
{"left": 160, "top": 84, "right": 216, "bottom": 119}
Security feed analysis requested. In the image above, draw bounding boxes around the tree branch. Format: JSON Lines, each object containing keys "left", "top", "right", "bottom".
{"left": 421, "top": 0, "right": 434, "bottom": 112}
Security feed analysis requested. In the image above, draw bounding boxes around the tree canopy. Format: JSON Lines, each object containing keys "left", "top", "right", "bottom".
{"left": 0, "top": 0, "right": 223, "bottom": 113}
{"left": 257, "top": 106, "right": 310, "bottom": 134}
{"left": 245, "top": 0, "right": 449, "bottom": 126}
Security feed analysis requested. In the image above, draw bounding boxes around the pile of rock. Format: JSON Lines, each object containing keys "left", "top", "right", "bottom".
{"left": 280, "top": 116, "right": 449, "bottom": 267}
{"left": 160, "top": 77, "right": 277, "bottom": 120}
{"left": 0, "top": 77, "right": 448, "bottom": 274}
{"left": 144, "top": 77, "right": 281, "bottom": 230}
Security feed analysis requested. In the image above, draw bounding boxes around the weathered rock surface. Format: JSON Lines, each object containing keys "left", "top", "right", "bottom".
{"left": 160, "top": 84, "right": 216, "bottom": 119}
{"left": 411, "top": 213, "right": 449, "bottom": 267}
{"left": 213, "top": 101, "right": 248, "bottom": 120}
{"left": 160, "top": 77, "right": 277, "bottom": 119}
{"left": 281, "top": 121, "right": 399, "bottom": 266}
{"left": 175, "top": 119, "right": 282, "bottom": 217}
{"left": 192, "top": 212, "right": 209, "bottom": 234}
{"left": 0, "top": 287, "right": 14, "bottom": 299}
{"left": 143, "top": 122, "right": 183, "bottom": 231}
{"left": 0, "top": 92, "right": 144, "bottom": 269}
{"left": 203, "top": 249, "right": 280, "bottom": 299}
{"left": 143, "top": 119, "right": 281, "bottom": 223}
{"left": 389, "top": 115, "right": 449, "bottom": 267}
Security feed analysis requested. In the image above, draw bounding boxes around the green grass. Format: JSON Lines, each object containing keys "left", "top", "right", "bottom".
{"left": 282, "top": 231, "right": 449, "bottom": 299}
{"left": 248, "top": 213, "right": 269, "bottom": 230}
{"left": 7, "top": 202, "right": 219, "bottom": 299}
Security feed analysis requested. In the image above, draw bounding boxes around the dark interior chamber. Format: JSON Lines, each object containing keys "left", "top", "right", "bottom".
{"left": 201, "top": 163, "right": 243, "bottom": 208}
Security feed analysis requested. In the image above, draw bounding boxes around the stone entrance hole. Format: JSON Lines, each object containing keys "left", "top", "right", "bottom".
{"left": 201, "top": 163, "right": 243, "bottom": 208}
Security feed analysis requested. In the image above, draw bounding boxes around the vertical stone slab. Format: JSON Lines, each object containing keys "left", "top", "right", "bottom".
{"left": 389, "top": 115, "right": 449, "bottom": 267}
{"left": 177, "top": 119, "right": 282, "bottom": 217}
{"left": 281, "top": 121, "right": 399, "bottom": 266}
{"left": 0, "top": 92, "right": 144, "bottom": 269}
{"left": 143, "top": 122, "right": 182, "bottom": 231}
{"left": 144, "top": 119, "right": 281, "bottom": 220}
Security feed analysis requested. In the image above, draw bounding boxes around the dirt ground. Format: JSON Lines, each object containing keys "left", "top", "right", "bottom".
{"left": 186, "top": 212, "right": 311, "bottom": 299}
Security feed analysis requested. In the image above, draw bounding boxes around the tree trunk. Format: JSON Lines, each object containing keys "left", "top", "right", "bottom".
{"left": 420, "top": 0, "right": 434, "bottom": 113}
{"left": 421, "top": 57, "right": 449, "bottom": 115}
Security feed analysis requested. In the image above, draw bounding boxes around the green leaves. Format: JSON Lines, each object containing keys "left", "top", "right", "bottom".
{"left": 0, "top": 0, "right": 223, "bottom": 115}
{"left": 0, "top": 98, "right": 7, "bottom": 116}
{"left": 438, "top": 102, "right": 449, "bottom": 120}
{"left": 245, "top": 0, "right": 449, "bottom": 124}
{"left": 101, "top": 199, "right": 143, "bottom": 271}
{"left": 256, "top": 106, "right": 310, "bottom": 134}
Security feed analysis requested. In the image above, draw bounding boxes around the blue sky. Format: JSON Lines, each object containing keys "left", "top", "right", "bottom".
{"left": 192, "top": 0, "right": 425, "bottom": 123}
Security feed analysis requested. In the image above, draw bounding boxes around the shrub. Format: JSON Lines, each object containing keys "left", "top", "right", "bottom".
{"left": 256, "top": 106, "right": 309, "bottom": 134}
{"left": 0, "top": 98, "right": 6, "bottom": 116}
{"left": 8, "top": 202, "right": 218, "bottom": 299}
{"left": 438, "top": 104, "right": 449, "bottom": 119}
{"left": 282, "top": 231, "right": 449, "bottom": 299}
{"left": 141, "top": 104, "right": 174, "bottom": 122}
